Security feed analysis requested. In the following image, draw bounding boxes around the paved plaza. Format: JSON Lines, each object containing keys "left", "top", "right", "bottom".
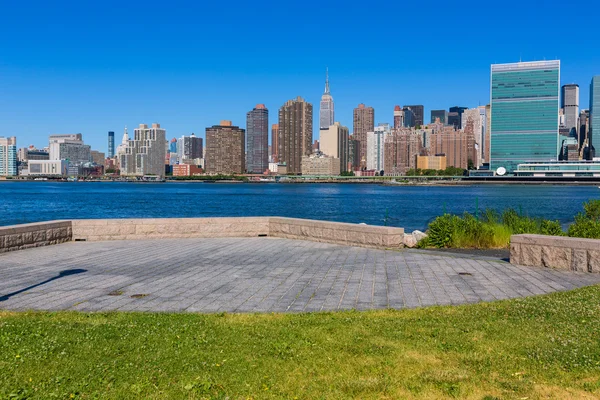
{"left": 1, "top": 237, "right": 599, "bottom": 313}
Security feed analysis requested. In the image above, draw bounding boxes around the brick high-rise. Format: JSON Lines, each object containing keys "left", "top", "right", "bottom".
{"left": 353, "top": 103, "right": 374, "bottom": 168}
{"left": 205, "top": 121, "right": 245, "bottom": 174}
{"left": 246, "top": 104, "right": 269, "bottom": 173}
{"left": 271, "top": 124, "right": 279, "bottom": 163}
{"left": 278, "top": 97, "right": 313, "bottom": 174}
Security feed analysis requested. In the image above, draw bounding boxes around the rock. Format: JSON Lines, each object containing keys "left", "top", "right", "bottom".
{"left": 403, "top": 234, "right": 418, "bottom": 248}
{"left": 412, "top": 230, "right": 428, "bottom": 242}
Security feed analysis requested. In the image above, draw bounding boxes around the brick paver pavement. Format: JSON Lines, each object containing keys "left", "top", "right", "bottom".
{"left": 1, "top": 238, "right": 599, "bottom": 313}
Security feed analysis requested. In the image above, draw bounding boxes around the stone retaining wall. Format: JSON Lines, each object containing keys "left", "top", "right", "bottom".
{"left": 511, "top": 234, "right": 600, "bottom": 273}
{"left": 0, "top": 221, "right": 72, "bottom": 253}
{"left": 269, "top": 217, "right": 404, "bottom": 248}
{"left": 71, "top": 218, "right": 269, "bottom": 241}
{"left": 0, "top": 217, "right": 406, "bottom": 252}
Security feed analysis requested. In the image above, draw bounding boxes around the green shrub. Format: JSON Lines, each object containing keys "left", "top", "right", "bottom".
{"left": 425, "top": 214, "right": 459, "bottom": 248}
{"left": 568, "top": 200, "right": 600, "bottom": 239}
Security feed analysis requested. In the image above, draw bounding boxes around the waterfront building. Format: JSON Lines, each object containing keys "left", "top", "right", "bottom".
{"left": 246, "top": 104, "right": 269, "bottom": 173}
{"left": 278, "top": 97, "right": 313, "bottom": 174}
{"left": 514, "top": 162, "right": 600, "bottom": 177}
{"left": 561, "top": 84, "right": 579, "bottom": 137}
{"left": 17, "top": 147, "right": 49, "bottom": 163}
{"left": 319, "top": 122, "right": 349, "bottom": 173}
{"left": 0, "top": 137, "right": 17, "bottom": 176}
{"left": 108, "top": 131, "right": 115, "bottom": 158}
{"left": 90, "top": 150, "right": 105, "bottom": 165}
{"left": 430, "top": 110, "right": 448, "bottom": 124}
{"left": 268, "top": 162, "right": 278, "bottom": 174}
{"left": 119, "top": 123, "right": 167, "bottom": 178}
{"left": 319, "top": 69, "right": 334, "bottom": 130}
{"left": 384, "top": 129, "right": 422, "bottom": 175}
{"left": 366, "top": 124, "right": 390, "bottom": 172}
{"left": 49, "top": 134, "right": 91, "bottom": 164}
{"left": 405, "top": 105, "right": 424, "bottom": 127}
{"left": 205, "top": 120, "right": 245, "bottom": 174}
{"left": 353, "top": 104, "right": 375, "bottom": 168}
{"left": 25, "top": 160, "right": 68, "bottom": 176}
{"left": 172, "top": 164, "right": 203, "bottom": 176}
{"left": 301, "top": 154, "right": 341, "bottom": 176}
{"left": 417, "top": 155, "right": 447, "bottom": 170}
{"left": 477, "top": 106, "right": 487, "bottom": 163}
{"left": 590, "top": 76, "right": 600, "bottom": 160}
{"left": 271, "top": 124, "right": 279, "bottom": 163}
{"left": 490, "top": 60, "right": 560, "bottom": 173}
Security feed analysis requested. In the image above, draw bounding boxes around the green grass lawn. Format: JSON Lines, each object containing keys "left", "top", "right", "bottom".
{"left": 2, "top": 286, "right": 600, "bottom": 399}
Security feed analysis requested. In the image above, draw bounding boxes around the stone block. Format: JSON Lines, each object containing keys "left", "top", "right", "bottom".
{"left": 510, "top": 243, "right": 521, "bottom": 264}
{"left": 571, "top": 249, "right": 588, "bottom": 272}
{"left": 589, "top": 250, "right": 600, "bottom": 273}
{"left": 520, "top": 244, "right": 542, "bottom": 266}
{"left": 541, "top": 246, "right": 571, "bottom": 270}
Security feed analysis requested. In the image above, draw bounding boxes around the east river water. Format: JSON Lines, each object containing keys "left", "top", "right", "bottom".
{"left": 1, "top": 182, "right": 599, "bottom": 231}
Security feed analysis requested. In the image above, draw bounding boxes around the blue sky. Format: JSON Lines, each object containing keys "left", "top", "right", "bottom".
{"left": 1, "top": 0, "right": 599, "bottom": 153}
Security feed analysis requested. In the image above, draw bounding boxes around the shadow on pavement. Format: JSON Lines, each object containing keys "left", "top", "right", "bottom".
{"left": 0, "top": 269, "right": 87, "bottom": 302}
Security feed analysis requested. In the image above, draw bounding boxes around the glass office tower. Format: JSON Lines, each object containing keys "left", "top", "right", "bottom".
{"left": 490, "top": 60, "right": 560, "bottom": 173}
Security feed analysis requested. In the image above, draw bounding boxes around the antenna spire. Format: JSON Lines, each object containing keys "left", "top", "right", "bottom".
{"left": 324, "top": 67, "right": 330, "bottom": 94}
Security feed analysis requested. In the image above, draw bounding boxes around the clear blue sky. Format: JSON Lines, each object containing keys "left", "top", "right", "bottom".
{"left": 1, "top": 0, "right": 599, "bottom": 153}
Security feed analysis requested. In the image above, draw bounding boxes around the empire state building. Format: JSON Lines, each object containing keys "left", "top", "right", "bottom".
{"left": 319, "top": 69, "right": 334, "bottom": 130}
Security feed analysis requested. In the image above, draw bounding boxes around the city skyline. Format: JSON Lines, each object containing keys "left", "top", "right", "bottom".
{"left": 1, "top": 1, "right": 599, "bottom": 152}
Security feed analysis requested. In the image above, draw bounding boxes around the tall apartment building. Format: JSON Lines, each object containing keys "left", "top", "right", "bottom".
{"left": 384, "top": 129, "right": 423, "bottom": 175}
{"left": 271, "top": 124, "right": 279, "bottom": 163}
{"left": 353, "top": 104, "right": 375, "bottom": 168}
{"left": 319, "top": 69, "right": 334, "bottom": 130}
{"left": 108, "top": 131, "right": 115, "bottom": 158}
{"left": 485, "top": 104, "right": 491, "bottom": 163}
{"left": 0, "top": 137, "right": 17, "bottom": 176}
{"left": 348, "top": 135, "right": 360, "bottom": 170}
{"left": 119, "top": 123, "right": 167, "bottom": 178}
{"left": 405, "top": 105, "right": 424, "bottom": 127}
{"left": 320, "top": 122, "right": 349, "bottom": 173}
{"left": 431, "top": 109, "right": 448, "bottom": 124}
{"left": 490, "top": 60, "right": 560, "bottom": 173}
{"left": 366, "top": 124, "right": 390, "bottom": 171}
{"left": 205, "top": 120, "right": 245, "bottom": 174}
{"left": 462, "top": 108, "right": 482, "bottom": 167}
{"left": 393, "top": 106, "right": 403, "bottom": 128}
{"left": 477, "top": 106, "right": 487, "bottom": 163}
{"left": 178, "top": 133, "right": 203, "bottom": 162}
{"left": 590, "top": 76, "right": 600, "bottom": 160}
{"left": 429, "top": 127, "right": 469, "bottom": 170}
{"left": 49, "top": 134, "right": 91, "bottom": 164}
{"left": 246, "top": 104, "right": 269, "bottom": 173}
{"left": 278, "top": 97, "right": 313, "bottom": 174}
{"left": 561, "top": 84, "right": 579, "bottom": 136}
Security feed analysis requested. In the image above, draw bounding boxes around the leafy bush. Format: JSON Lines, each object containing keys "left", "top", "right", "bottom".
{"left": 568, "top": 200, "right": 600, "bottom": 239}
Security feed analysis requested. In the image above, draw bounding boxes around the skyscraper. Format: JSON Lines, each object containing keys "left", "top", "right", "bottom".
{"left": 179, "top": 133, "right": 203, "bottom": 161}
{"left": 448, "top": 106, "right": 468, "bottom": 129}
{"left": 319, "top": 69, "right": 334, "bottom": 130}
{"left": 271, "top": 124, "right": 279, "bottom": 163}
{"left": 405, "top": 105, "right": 424, "bottom": 127}
{"left": 246, "top": 104, "right": 269, "bottom": 173}
{"left": 353, "top": 104, "right": 375, "bottom": 167}
{"left": 430, "top": 110, "right": 448, "bottom": 124}
{"left": 0, "top": 136, "right": 17, "bottom": 176}
{"left": 205, "top": 121, "right": 245, "bottom": 174}
{"left": 320, "top": 122, "right": 349, "bottom": 173}
{"left": 561, "top": 84, "right": 579, "bottom": 137}
{"left": 490, "top": 60, "right": 560, "bottom": 173}
{"left": 366, "top": 124, "right": 390, "bottom": 171}
{"left": 108, "top": 131, "right": 115, "bottom": 158}
{"left": 590, "top": 76, "right": 600, "bottom": 160}
{"left": 278, "top": 97, "right": 313, "bottom": 174}
{"left": 120, "top": 123, "right": 167, "bottom": 178}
